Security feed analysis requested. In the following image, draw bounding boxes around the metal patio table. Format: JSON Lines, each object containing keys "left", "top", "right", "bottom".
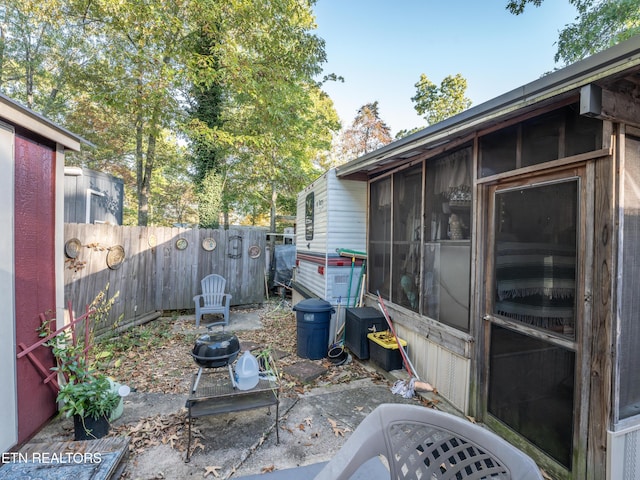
{"left": 184, "top": 368, "right": 279, "bottom": 462}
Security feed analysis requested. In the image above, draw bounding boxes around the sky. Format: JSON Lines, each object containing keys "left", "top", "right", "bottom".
{"left": 312, "top": 1, "right": 579, "bottom": 136}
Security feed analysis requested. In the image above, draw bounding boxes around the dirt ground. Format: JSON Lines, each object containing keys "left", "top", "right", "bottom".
{"left": 83, "top": 300, "right": 426, "bottom": 470}
{"left": 17, "top": 299, "right": 448, "bottom": 479}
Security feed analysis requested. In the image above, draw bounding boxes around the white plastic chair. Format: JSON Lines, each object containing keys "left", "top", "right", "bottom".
{"left": 193, "top": 274, "right": 232, "bottom": 328}
{"left": 314, "top": 403, "right": 543, "bottom": 480}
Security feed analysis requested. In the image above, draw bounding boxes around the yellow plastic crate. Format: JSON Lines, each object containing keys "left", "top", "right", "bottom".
{"left": 367, "top": 331, "right": 407, "bottom": 371}
{"left": 367, "top": 331, "right": 407, "bottom": 349}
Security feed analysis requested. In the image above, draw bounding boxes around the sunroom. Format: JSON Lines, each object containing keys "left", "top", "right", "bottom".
{"left": 334, "top": 37, "right": 640, "bottom": 479}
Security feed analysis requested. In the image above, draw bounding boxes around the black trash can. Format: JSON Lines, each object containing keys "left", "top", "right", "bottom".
{"left": 293, "top": 299, "right": 334, "bottom": 360}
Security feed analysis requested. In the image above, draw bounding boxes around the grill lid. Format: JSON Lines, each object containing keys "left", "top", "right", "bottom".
{"left": 191, "top": 332, "right": 240, "bottom": 368}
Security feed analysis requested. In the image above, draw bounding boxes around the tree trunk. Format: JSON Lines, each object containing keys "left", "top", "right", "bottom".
{"left": 135, "top": 108, "right": 146, "bottom": 226}
{"left": 136, "top": 96, "right": 160, "bottom": 227}
{"left": 270, "top": 182, "right": 277, "bottom": 233}
{"left": 138, "top": 130, "right": 157, "bottom": 226}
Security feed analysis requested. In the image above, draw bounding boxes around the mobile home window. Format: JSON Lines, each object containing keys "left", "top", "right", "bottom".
{"left": 305, "top": 192, "right": 314, "bottom": 241}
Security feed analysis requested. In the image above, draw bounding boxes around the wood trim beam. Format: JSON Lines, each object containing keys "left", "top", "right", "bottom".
{"left": 581, "top": 84, "right": 640, "bottom": 128}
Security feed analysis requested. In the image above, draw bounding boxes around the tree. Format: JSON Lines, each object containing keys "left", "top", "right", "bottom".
{"left": 338, "top": 101, "right": 392, "bottom": 161}
{"left": 411, "top": 73, "right": 472, "bottom": 126}
{"left": 0, "top": 0, "right": 340, "bottom": 229}
{"left": 0, "top": 0, "right": 94, "bottom": 119}
{"left": 148, "top": 133, "right": 198, "bottom": 227}
{"left": 185, "top": 0, "right": 340, "bottom": 231}
{"left": 185, "top": 21, "right": 228, "bottom": 229}
{"left": 507, "top": 0, "right": 640, "bottom": 65}
{"left": 223, "top": 83, "right": 339, "bottom": 233}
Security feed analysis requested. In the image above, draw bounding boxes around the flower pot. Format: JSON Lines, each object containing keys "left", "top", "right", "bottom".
{"left": 74, "top": 414, "right": 110, "bottom": 440}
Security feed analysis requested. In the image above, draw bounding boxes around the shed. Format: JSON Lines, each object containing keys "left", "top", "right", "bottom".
{"left": 292, "top": 168, "right": 366, "bottom": 318}
{"left": 0, "top": 94, "right": 82, "bottom": 452}
{"left": 64, "top": 166, "right": 124, "bottom": 225}
{"left": 323, "top": 36, "right": 640, "bottom": 479}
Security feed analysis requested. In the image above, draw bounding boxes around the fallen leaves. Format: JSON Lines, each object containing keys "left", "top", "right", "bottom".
{"left": 203, "top": 465, "right": 221, "bottom": 478}
{"left": 297, "top": 416, "right": 313, "bottom": 431}
{"left": 94, "top": 302, "right": 392, "bottom": 463}
{"left": 327, "top": 417, "right": 351, "bottom": 437}
{"left": 109, "top": 412, "right": 189, "bottom": 454}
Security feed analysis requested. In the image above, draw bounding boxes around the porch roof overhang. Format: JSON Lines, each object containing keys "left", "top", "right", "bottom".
{"left": 336, "top": 36, "right": 640, "bottom": 180}
{"left": 0, "top": 93, "right": 86, "bottom": 152}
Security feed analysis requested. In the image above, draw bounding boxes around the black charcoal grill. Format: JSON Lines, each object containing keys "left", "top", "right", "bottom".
{"left": 190, "top": 332, "right": 240, "bottom": 392}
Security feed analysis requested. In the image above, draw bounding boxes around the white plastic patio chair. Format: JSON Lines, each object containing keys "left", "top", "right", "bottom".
{"left": 193, "top": 274, "right": 232, "bottom": 328}
{"left": 314, "top": 403, "right": 543, "bottom": 480}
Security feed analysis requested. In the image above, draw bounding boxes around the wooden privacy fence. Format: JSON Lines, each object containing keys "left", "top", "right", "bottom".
{"left": 64, "top": 224, "right": 267, "bottom": 336}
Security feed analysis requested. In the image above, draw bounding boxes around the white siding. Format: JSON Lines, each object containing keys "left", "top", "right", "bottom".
{"left": 397, "top": 325, "right": 470, "bottom": 414}
{"left": 295, "top": 169, "right": 367, "bottom": 303}
{"left": 608, "top": 424, "right": 640, "bottom": 480}
{"left": 296, "top": 260, "right": 326, "bottom": 299}
{"left": 325, "top": 170, "right": 367, "bottom": 254}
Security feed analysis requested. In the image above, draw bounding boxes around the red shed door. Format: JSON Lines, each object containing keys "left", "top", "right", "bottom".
{"left": 14, "top": 135, "right": 57, "bottom": 444}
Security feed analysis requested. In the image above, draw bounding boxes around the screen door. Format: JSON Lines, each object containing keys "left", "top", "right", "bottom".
{"left": 484, "top": 173, "right": 584, "bottom": 471}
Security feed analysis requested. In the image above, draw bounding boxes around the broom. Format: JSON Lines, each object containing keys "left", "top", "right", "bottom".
{"left": 376, "top": 291, "right": 434, "bottom": 398}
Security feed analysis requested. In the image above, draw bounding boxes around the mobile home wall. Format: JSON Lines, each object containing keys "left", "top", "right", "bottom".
{"left": 294, "top": 168, "right": 367, "bottom": 309}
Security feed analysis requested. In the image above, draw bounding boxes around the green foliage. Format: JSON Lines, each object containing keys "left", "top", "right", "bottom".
{"left": 48, "top": 332, "right": 94, "bottom": 384}
{"left": 149, "top": 133, "right": 199, "bottom": 227}
{"left": 506, "top": 0, "right": 543, "bottom": 15}
{"left": 0, "top": 0, "right": 339, "bottom": 227}
{"left": 506, "top": 0, "right": 640, "bottom": 65}
{"left": 88, "top": 282, "right": 121, "bottom": 331}
{"left": 555, "top": 0, "right": 640, "bottom": 64}
{"left": 395, "top": 127, "right": 423, "bottom": 140}
{"left": 411, "top": 73, "right": 472, "bottom": 126}
{"left": 56, "top": 374, "right": 120, "bottom": 420}
{"left": 255, "top": 347, "right": 280, "bottom": 392}
{"left": 45, "top": 328, "right": 119, "bottom": 421}
{"left": 0, "top": 0, "right": 81, "bottom": 118}
{"left": 91, "top": 318, "right": 178, "bottom": 373}
{"left": 39, "top": 284, "right": 121, "bottom": 421}
{"left": 197, "top": 170, "right": 224, "bottom": 228}
{"left": 184, "top": 0, "right": 339, "bottom": 228}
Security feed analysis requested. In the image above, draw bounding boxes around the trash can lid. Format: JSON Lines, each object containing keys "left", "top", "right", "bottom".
{"left": 293, "top": 298, "right": 334, "bottom": 313}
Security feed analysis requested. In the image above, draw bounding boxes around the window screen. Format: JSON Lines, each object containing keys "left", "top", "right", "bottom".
{"left": 619, "top": 135, "right": 640, "bottom": 420}
{"left": 369, "top": 178, "right": 391, "bottom": 299}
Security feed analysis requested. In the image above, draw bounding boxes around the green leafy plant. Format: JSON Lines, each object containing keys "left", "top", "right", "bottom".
{"left": 255, "top": 347, "right": 280, "bottom": 386}
{"left": 45, "top": 331, "right": 119, "bottom": 423}
{"left": 37, "top": 286, "right": 122, "bottom": 438}
{"left": 47, "top": 332, "right": 93, "bottom": 383}
{"left": 56, "top": 373, "right": 119, "bottom": 420}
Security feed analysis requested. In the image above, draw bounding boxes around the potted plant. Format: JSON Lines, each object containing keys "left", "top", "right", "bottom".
{"left": 56, "top": 373, "right": 120, "bottom": 440}
{"left": 37, "top": 287, "right": 124, "bottom": 440}
{"left": 43, "top": 323, "right": 120, "bottom": 440}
